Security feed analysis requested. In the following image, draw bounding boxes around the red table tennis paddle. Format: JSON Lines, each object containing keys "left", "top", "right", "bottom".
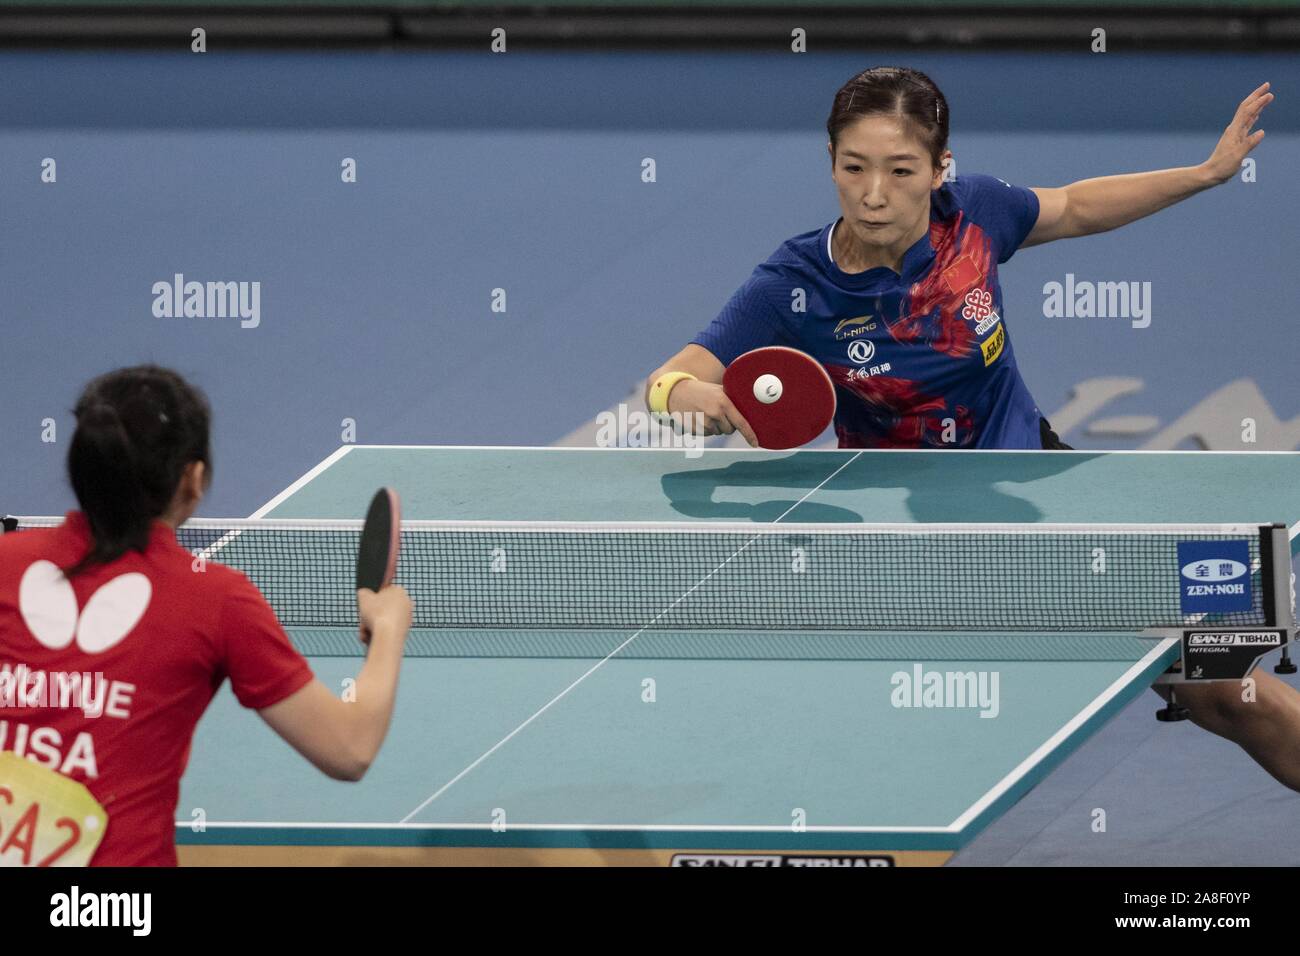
{"left": 722, "top": 346, "right": 836, "bottom": 449}
{"left": 356, "top": 487, "right": 401, "bottom": 644}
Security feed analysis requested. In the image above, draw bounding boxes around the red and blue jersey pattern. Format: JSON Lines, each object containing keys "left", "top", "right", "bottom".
{"left": 691, "top": 174, "right": 1045, "bottom": 449}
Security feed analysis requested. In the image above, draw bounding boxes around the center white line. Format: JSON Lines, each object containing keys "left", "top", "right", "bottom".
{"left": 398, "top": 451, "right": 865, "bottom": 824}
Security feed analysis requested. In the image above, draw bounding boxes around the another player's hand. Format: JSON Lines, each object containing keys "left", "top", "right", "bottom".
{"left": 667, "top": 379, "right": 759, "bottom": 447}
{"left": 357, "top": 585, "right": 413, "bottom": 645}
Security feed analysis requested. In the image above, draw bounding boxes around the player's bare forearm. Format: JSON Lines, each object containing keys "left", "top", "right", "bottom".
{"left": 1062, "top": 165, "right": 1219, "bottom": 237}
{"left": 258, "top": 670, "right": 399, "bottom": 782}
{"left": 1063, "top": 83, "right": 1270, "bottom": 238}
{"left": 344, "top": 621, "right": 406, "bottom": 769}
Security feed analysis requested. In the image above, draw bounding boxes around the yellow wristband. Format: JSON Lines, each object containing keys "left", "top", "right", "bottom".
{"left": 648, "top": 371, "right": 697, "bottom": 415}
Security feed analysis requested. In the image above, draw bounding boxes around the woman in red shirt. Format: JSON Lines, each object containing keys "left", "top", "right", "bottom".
{"left": 0, "top": 365, "right": 412, "bottom": 866}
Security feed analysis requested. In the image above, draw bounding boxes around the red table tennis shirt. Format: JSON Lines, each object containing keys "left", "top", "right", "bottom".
{"left": 0, "top": 512, "right": 313, "bottom": 866}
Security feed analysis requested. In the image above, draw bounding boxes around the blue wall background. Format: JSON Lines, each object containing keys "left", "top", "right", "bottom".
{"left": 2, "top": 50, "right": 1296, "bottom": 517}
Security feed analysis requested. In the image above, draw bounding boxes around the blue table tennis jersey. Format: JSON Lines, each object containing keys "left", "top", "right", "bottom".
{"left": 692, "top": 174, "right": 1045, "bottom": 449}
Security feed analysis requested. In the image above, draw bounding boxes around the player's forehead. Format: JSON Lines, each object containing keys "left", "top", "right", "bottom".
{"left": 834, "top": 115, "right": 928, "bottom": 162}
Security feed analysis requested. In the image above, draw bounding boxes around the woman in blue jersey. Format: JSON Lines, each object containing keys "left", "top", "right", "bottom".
{"left": 645, "top": 67, "right": 1300, "bottom": 793}
{"left": 646, "top": 66, "right": 1271, "bottom": 451}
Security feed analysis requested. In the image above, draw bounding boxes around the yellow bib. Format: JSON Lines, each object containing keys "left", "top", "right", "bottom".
{"left": 0, "top": 752, "right": 108, "bottom": 867}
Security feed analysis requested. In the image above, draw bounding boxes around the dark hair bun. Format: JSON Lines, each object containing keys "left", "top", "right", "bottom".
{"left": 65, "top": 365, "right": 212, "bottom": 577}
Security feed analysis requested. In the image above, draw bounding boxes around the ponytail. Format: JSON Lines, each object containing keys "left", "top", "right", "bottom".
{"left": 64, "top": 366, "right": 212, "bottom": 577}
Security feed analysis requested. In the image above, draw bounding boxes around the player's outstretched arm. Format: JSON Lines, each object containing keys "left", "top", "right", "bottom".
{"left": 259, "top": 586, "right": 412, "bottom": 781}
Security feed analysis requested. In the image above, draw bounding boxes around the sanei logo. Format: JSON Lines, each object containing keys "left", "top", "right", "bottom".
{"left": 1188, "top": 632, "right": 1283, "bottom": 646}
{"left": 671, "top": 854, "right": 894, "bottom": 867}
{"left": 1181, "top": 560, "right": 1247, "bottom": 582}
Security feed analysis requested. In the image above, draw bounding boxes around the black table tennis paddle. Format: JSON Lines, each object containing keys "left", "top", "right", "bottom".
{"left": 356, "top": 488, "right": 401, "bottom": 644}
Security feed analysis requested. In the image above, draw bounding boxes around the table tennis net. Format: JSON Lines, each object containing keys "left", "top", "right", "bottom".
{"left": 9, "top": 517, "right": 1280, "bottom": 632}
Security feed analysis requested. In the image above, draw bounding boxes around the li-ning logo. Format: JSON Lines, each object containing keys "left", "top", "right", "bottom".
{"left": 18, "top": 561, "right": 152, "bottom": 655}
{"left": 833, "top": 314, "right": 877, "bottom": 340}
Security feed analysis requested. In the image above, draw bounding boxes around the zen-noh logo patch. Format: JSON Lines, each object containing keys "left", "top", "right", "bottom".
{"left": 1177, "top": 540, "right": 1252, "bottom": 614}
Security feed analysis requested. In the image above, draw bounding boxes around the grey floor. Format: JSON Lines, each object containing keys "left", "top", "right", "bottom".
{"left": 951, "top": 665, "right": 1300, "bottom": 866}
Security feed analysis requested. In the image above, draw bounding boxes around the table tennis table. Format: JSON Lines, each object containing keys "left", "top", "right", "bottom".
{"left": 170, "top": 446, "right": 1300, "bottom": 866}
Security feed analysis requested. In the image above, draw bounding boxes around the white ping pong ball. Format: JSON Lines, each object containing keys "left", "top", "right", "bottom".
{"left": 753, "top": 374, "right": 783, "bottom": 404}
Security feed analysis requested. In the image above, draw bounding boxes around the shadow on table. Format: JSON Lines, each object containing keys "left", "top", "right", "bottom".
{"left": 661, "top": 450, "right": 1101, "bottom": 524}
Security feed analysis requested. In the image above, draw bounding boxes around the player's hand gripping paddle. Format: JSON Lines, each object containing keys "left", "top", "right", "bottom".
{"left": 356, "top": 488, "right": 401, "bottom": 645}
{"left": 722, "top": 346, "right": 836, "bottom": 449}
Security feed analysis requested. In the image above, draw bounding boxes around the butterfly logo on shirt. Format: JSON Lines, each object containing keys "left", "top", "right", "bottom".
{"left": 17, "top": 560, "right": 152, "bottom": 655}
